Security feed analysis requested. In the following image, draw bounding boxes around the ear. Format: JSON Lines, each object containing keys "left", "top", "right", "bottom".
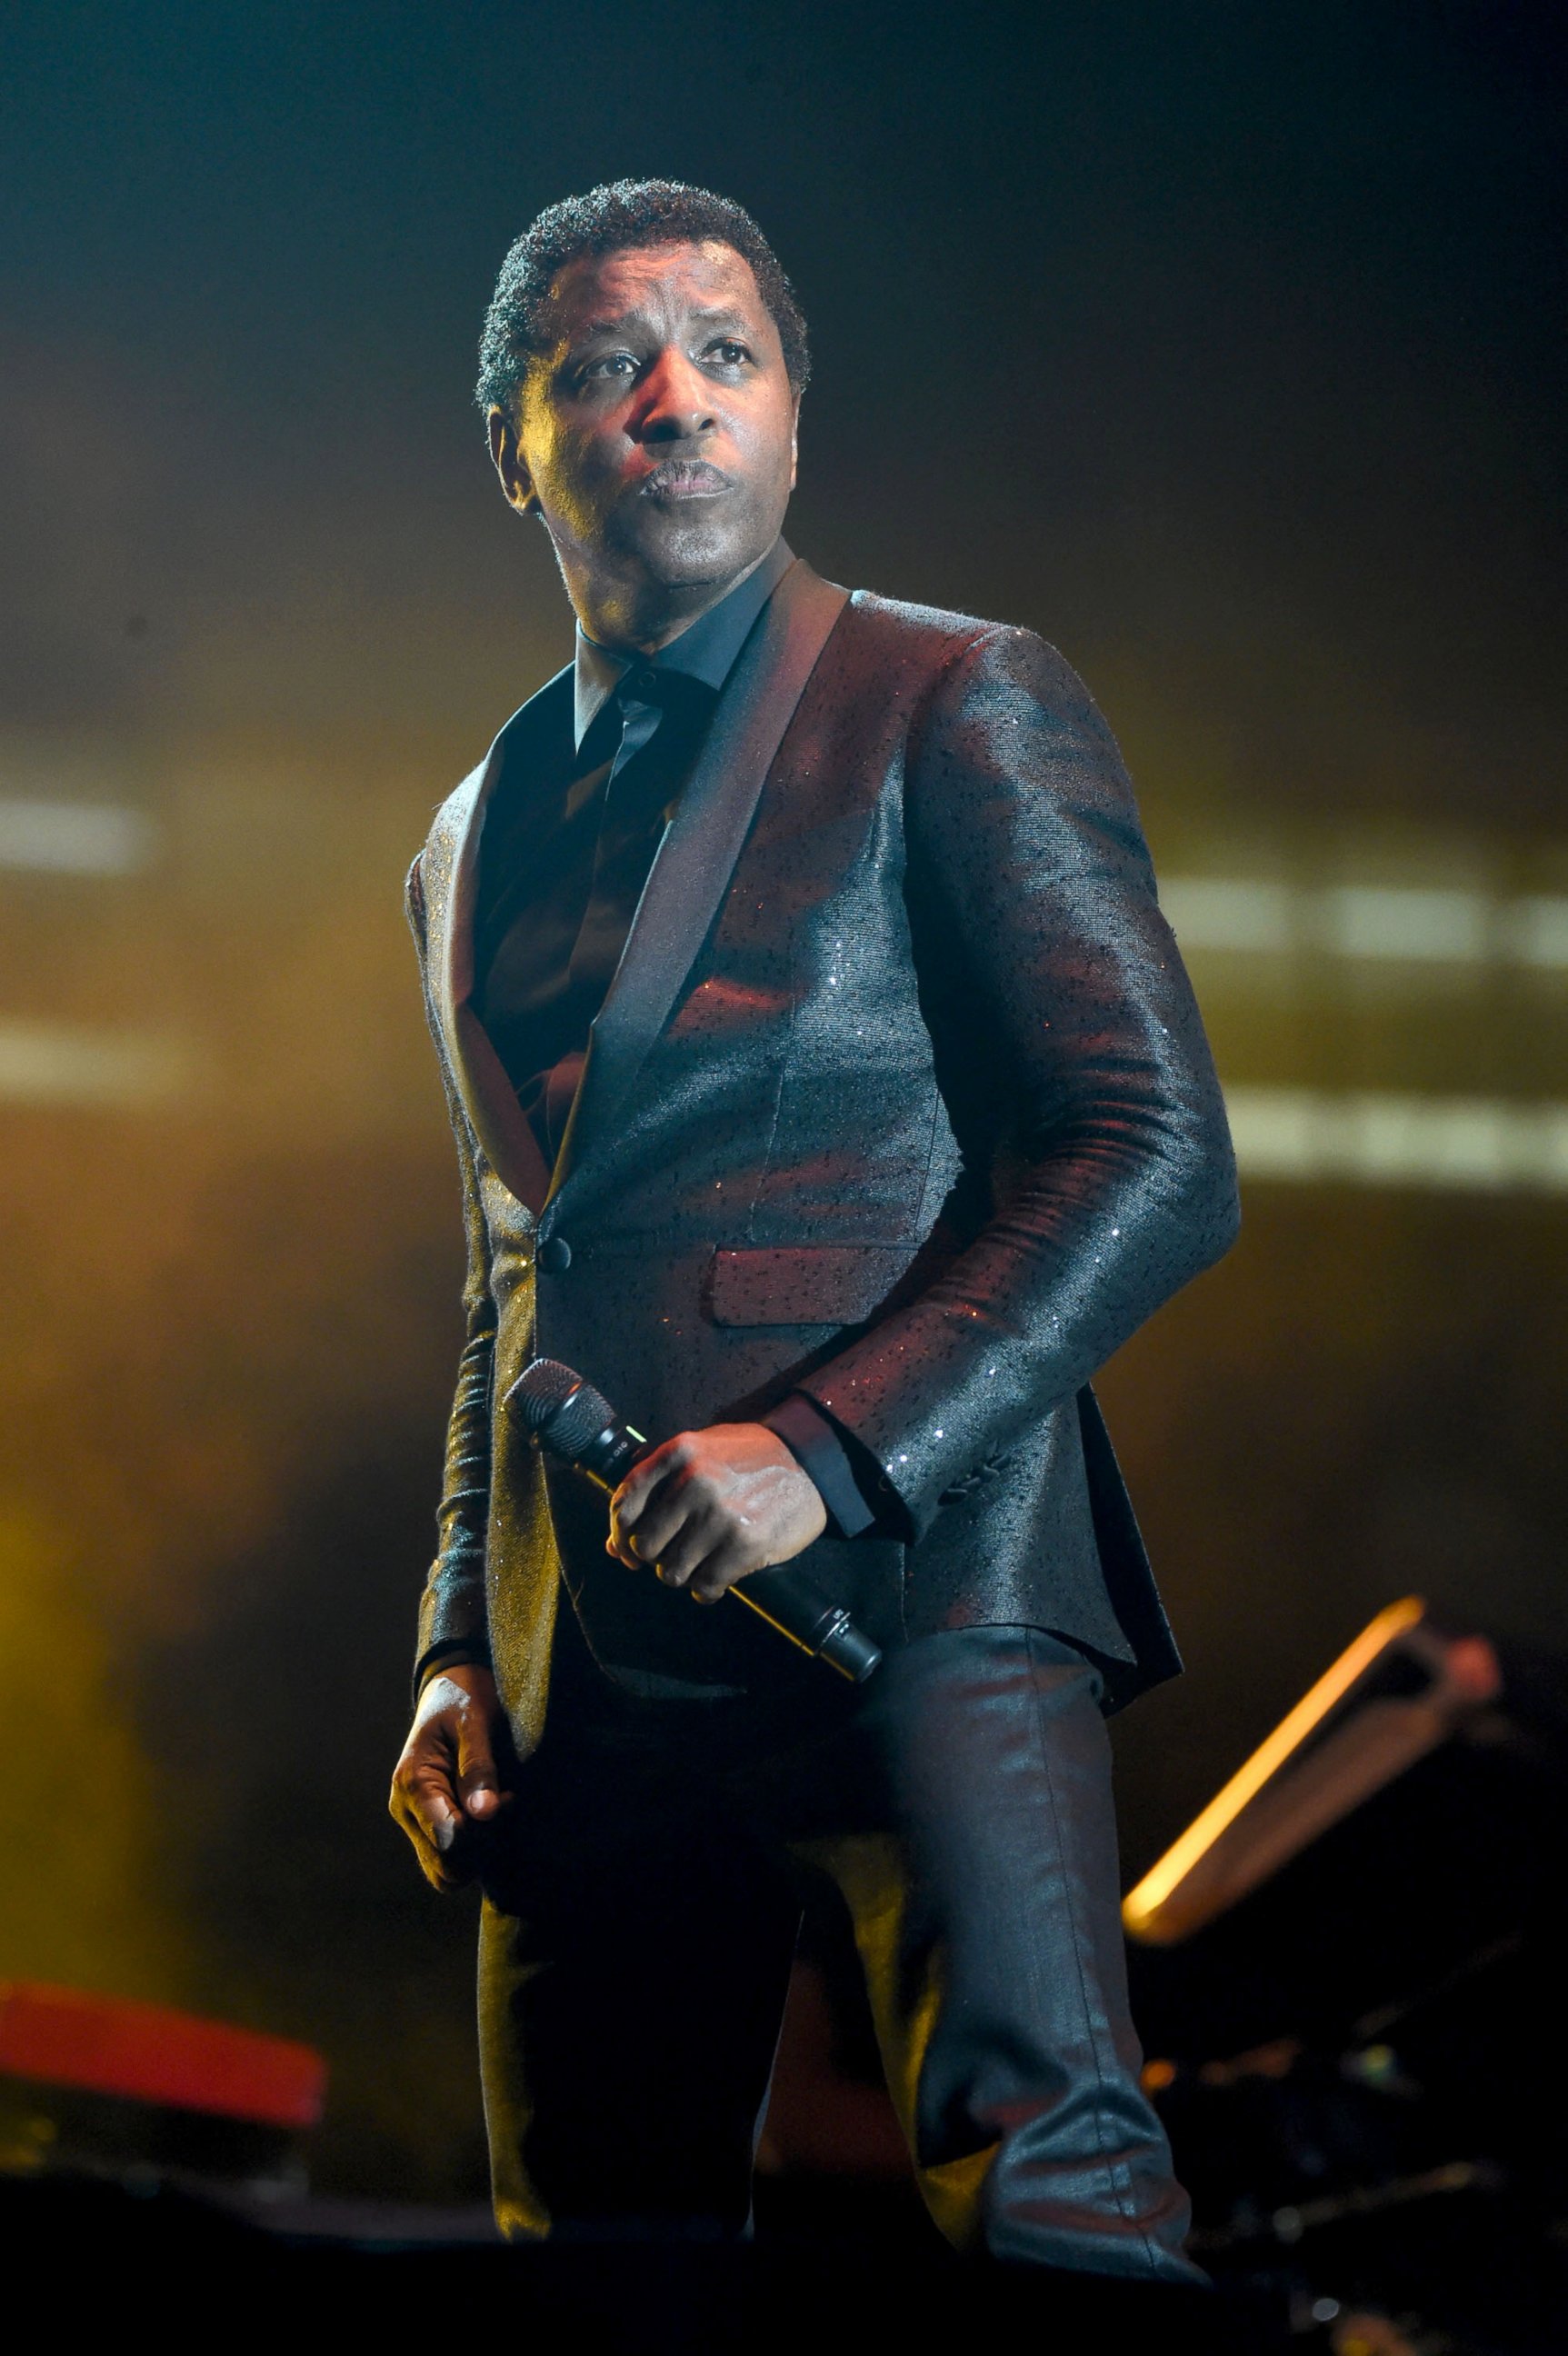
{"left": 788, "top": 392, "right": 802, "bottom": 494}
{"left": 487, "top": 404, "right": 537, "bottom": 516}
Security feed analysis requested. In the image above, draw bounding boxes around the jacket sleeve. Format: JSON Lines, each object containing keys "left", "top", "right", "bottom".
{"left": 405, "top": 854, "right": 496, "bottom": 1695}
{"left": 794, "top": 624, "right": 1240, "bottom": 1542}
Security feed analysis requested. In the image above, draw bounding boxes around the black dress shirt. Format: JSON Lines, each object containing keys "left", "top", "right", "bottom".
{"left": 472, "top": 540, "right": 878, "bottom": 1541}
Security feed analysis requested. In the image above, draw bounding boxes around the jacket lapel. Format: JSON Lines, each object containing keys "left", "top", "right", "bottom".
{"left": 546, "top": 561, "right": 850, "bottom": 1209}
{"left": 428, "top": 667, "right": 573, "bottom": 1218}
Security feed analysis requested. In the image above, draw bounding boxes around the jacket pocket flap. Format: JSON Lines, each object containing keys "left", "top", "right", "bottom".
{"left": 707, "top": 1244, "right": 914, "bottom": 1327}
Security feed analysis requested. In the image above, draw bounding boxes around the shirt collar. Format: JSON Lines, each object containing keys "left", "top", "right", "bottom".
{"left": 572, "top": 537, "right": 794, "bottom": 751}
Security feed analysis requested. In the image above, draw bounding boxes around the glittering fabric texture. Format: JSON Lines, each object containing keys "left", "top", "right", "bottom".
{"left": 406, "top": 565, "right": 1239, "bottom": 1742}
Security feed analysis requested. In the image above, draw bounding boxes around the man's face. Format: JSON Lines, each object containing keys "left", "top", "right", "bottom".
{"left": 492, "top": 239, "right": 799, "bottom": 627}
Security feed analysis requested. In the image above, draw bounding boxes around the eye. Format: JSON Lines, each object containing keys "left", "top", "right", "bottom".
{"left": 578, "top": 353, "right": 639, "bottom": 384}
{"left": 704, "top": 338, "right": 754, "bottom": 368}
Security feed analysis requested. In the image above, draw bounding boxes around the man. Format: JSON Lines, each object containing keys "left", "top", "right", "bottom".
{"left": 390, "top": 178, "right": 1238, "bottom": 2276}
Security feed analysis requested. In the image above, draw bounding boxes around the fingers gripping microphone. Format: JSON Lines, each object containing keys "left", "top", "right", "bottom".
{"left": 504, "top": 1359, "right": 882, "bottom": 1684}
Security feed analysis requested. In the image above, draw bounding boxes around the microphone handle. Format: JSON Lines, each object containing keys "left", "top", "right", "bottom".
{"left": 564, "top": 1412, "right": 882, "bottom": 1684}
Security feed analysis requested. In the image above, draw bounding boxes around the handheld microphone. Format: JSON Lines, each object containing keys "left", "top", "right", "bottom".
{"left": 504, "top": 1358, "right": 883, "bottom": 1685}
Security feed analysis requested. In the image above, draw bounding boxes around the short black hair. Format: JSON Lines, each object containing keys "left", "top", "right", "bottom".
{"left": 475, "top": 177, "right": 810, "bottom": 418}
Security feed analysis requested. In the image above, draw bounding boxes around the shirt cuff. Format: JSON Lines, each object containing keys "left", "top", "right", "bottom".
{"left": 413, "top": 1641, "right": 493, "bottom": 1703}
{"left": 762, "top": 1393, "right": 881, "bottom": 1539}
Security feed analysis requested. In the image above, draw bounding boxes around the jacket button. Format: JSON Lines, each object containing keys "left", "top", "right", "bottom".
{"left": 537, "top": 1235, "right": 573, "bottom": 1273}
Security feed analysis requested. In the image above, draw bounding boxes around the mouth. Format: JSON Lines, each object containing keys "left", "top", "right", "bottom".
{"left": 637, "top": 458, "right": 732, "bottom": 500}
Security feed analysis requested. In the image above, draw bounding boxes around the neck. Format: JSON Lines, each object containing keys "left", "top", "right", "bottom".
{"left": 563, "top": 547, "right": 773, "bottom": 656}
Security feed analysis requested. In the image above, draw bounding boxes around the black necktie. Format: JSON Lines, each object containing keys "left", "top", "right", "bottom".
{"left": 540, "top": 674, "right": 675, "bottom": 1157}
{"left": 565, "top": 669, "right": 674, "bottom": 995}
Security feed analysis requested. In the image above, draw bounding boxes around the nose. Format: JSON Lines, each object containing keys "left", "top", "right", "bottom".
{"left": 629, "top": 344, "right": 716, "bottom": 444}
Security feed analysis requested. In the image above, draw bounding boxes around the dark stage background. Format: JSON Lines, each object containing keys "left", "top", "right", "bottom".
{"left": 1, "top": 1, "right": 1563, "bottom": 2198}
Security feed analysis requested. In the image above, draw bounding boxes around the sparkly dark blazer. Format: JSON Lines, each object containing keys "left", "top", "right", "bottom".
{"left": 406, "top": 558, "right": 1239, "bottom": 1741}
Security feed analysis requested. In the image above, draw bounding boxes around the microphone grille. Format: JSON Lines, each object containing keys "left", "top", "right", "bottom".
{"left": 510, "top": 1358, "right": 619, "bottom": 1463}
{"left": 509, "top": 1357, "right": 582, "bottom": 1433}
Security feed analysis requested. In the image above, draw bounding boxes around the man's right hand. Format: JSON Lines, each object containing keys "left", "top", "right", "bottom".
{"left": 389, "top": 1662, "right": 512, "bottom": 1892}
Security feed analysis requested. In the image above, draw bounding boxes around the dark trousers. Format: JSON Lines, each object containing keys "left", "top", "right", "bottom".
{"left": 477, "top": 1622, "right": 1198, "bottom": 2281}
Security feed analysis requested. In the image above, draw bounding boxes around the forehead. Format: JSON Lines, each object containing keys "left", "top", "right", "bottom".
{"left": 544, "top": 239, "right": 769, "bottom": 338}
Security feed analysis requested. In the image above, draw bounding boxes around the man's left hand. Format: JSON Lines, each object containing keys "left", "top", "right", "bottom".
{"left": 607, "top": 1423, "right": 827, "bottom": 1602}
